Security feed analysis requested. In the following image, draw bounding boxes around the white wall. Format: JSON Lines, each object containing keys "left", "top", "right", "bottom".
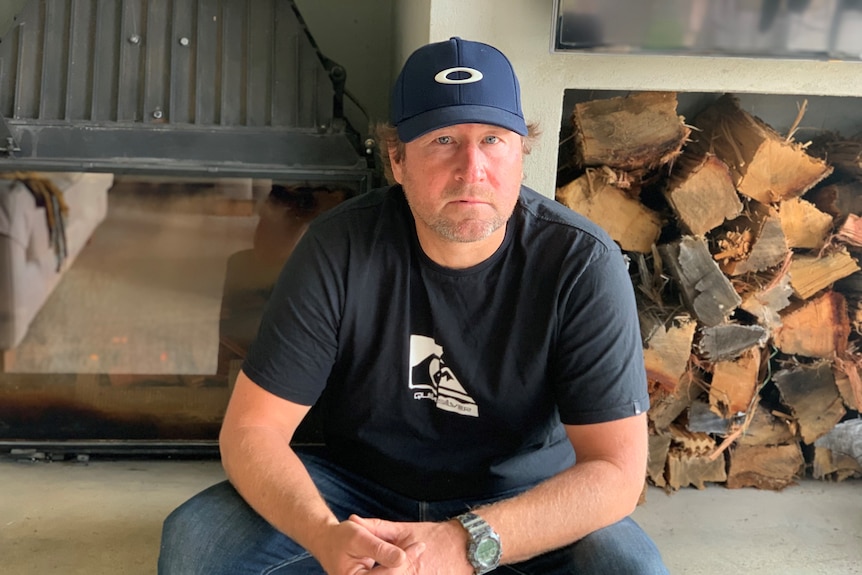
{"left": 394, "top": 0, "right": 431, "bottom": 78}
{"left": 410, "top": 0, "right": 862, "bottom": 199}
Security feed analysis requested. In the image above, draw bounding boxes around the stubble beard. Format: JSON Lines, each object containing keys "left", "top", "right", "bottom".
{"left": 411, "top": 185, "right": 513, "bottom": 243}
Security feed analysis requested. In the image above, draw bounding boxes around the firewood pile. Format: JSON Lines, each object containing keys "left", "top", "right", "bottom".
{"left": 556, "top": 91, "right": 862, "bottom": 491}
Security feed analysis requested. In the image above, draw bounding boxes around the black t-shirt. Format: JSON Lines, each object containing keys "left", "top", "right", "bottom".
{"left": 243, "top": 185, "right": 648, "bottom": 500}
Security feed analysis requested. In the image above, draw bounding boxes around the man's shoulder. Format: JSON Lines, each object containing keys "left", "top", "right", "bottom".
{"left": 312, "top": 185, "right": 398, "bottom": 224}
{"left": 516, "top": 186, "right": 618, "bottom": 252}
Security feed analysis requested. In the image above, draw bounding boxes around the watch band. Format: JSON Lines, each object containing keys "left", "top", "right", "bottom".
{"left": 456, "top": 512, "right": 502, "bottom": 574}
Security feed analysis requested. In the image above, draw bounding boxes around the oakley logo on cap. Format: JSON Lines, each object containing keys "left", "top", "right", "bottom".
{"left": 434, "top": 67, "right": 484, "bottom": 85}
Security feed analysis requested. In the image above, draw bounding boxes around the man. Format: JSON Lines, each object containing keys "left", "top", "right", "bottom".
{"left": 159, "top": 37, "right": 668, "bottom": 574}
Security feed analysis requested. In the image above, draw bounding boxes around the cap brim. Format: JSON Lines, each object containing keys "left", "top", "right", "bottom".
{"left": 396, "top": 105, "right": 528, "bottom": 142}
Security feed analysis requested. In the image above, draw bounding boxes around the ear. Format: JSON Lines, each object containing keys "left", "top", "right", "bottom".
{"left": 388, "top": 147, "right": 404, "bottom": 184}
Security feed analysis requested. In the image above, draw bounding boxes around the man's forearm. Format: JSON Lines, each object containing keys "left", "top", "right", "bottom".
{"left": 220, "top": 425, "right": 338, "bottom": 559}
{"left": 475, "top": 456, "right": 642, "bottom": 564}
{"left": 474, "top": 415, "right": 648, "bottom": 565}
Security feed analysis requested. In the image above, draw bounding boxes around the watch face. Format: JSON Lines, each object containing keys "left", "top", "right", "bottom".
{"left": 475, "top": 537, "right": 501, "bottom": 566}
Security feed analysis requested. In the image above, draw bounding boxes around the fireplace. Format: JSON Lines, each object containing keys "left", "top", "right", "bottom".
{"left": 0, "top": 0, "right": 373, "bottom": 456}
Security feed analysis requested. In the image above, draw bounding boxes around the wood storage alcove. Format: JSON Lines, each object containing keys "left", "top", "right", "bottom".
{"left": 556, "top": 90, "right": 862, "bottom": 492}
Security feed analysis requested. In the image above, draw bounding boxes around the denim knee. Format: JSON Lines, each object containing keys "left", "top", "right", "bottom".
{"left": 157, "top": 481, "right": 316, "bottom": 575}
{"left": 569, "top": 517, "right": 669, "bottom": 575}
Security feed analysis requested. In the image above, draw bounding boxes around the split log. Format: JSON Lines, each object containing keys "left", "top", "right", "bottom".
{"left": 835, "top": 214, "right": 862, "bottom": 247}
{"left": 642, "top": 315, "right": 697, "bottom": 393}
{"left": 739, "top": 267, "right": 793, "bottom": 329}
{"left": 777, "top": 197, "right": 833, "bottom": 250}
{"left": 808, "top": 181, "right": 862, "bottom": 219}
{"left": 773, "top": 290, "right": 850, "bottom": 358}
{"left": 669, "top": 422, "right": 717, "bottom": 452}
{"left": 664, "top": 152, "right": 742, "bottom": 236}
{"left": 736, "top": 403, "right": 796, "bottom": 447}
{"left": 808, "top": 136, "right": 862, "bottom": 179}
{"left": 773, "top": 361, "right": 846, "bottom": 444}
{"left": 571, "top": 91, "right": 690, "bottom": 171}
{"left": 787, "top": 248, "right": 860, "bottom": 299}
{"left": 813, "top": 417, "right": 862, "bottom": 480}
{"left": 813, "top": 419, "right": 862, "bottom": 471}
{"left": 835, "top": 272, "right": 862, "bottom": 337}
{"left": 666, "top": 424, "right": 727, "bottom": 489}
{"left": 647, "top": 433, "right": 672, "bottom": 487}
{"left": 687, "top": 399, "right": 733, "bottom": 435}
{"left": 648, "top": 375, "right": 701, "bottom": 431}
{"left": 659, "top": 236, "right": 741, "bottom": 327}
{"left": 812, "top": 446, "right": 862, "bottom": 481}
{"left": 691, "top": 94, "right": 833, "bottom": 204}
{"left": 709, "top": 347, "right": 762, "bottom": 419}
{"left": 556, "top": 169, "right": 662, "bottom": 253}
{"left": 695, "top": 323, "right": 768, "bottom": 362}
{"left": 714, "top": 203, "right": 787, "bottom": 276}
{"left": 832, "top": 357, "right": 862, "bottom": 411}
{"left": 666, "top": 449, "right": 727, "bottom": 490}
{"left": 726, "top": 444, "right": 804, "bottom": 490}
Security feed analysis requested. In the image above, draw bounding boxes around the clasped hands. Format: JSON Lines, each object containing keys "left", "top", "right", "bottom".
{"left": 319, "top": 514, "right": 475, "bottom": 575}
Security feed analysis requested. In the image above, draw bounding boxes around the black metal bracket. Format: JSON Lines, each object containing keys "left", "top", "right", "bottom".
{"left": 0, "top": 113, "right": 20, "bottom": 156}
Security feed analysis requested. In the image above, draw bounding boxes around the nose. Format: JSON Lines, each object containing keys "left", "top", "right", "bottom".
{"left": 455, "top": 142, "right": 487, "bottom": 183}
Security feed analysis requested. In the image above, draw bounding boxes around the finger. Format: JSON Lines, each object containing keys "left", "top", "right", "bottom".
{"left": 349, "top": 515, "right": 405, "bottom": 542}
{"left": 346, "top": 519, "right": 408, "bottom": 568}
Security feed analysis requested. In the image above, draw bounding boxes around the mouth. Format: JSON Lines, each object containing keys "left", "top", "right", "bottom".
{"left": 448, "top": 197, "right": 490, "bottom": 206}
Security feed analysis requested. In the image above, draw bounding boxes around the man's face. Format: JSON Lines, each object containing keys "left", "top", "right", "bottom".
{"left": 390, "top": 123, "right": 523, "bottom": 245}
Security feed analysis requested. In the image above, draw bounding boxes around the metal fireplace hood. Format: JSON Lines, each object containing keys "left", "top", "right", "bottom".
{"left": 0, "top": 0, "right": 374, "bottom": 188}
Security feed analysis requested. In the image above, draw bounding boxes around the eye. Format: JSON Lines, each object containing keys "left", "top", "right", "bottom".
{"left": 435, "top": 135, "right": 453, "bottom": 145}
{"left": 483, "top": 135, "right": 500, "bottom": 144}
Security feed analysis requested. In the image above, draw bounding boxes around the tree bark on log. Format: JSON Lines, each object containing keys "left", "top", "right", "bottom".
{"left": 658, "top": 236, "right": 741, "bottom": 327}
{"left": 809, "top": 181, "right": 862, "bottom": 219}
{"left": 726, "top": 444, "right": 804, "bottom": 490}
{"left": 836, "top": 213, "right": 862, "bottom": 247}
{"left": 695, "top": 323, "right": 768, "bottom": 362}
{"left": 773, "top": 362, "right": 846, "bottom": 444}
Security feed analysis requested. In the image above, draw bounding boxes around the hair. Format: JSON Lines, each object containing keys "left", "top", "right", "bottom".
{"left": 374, "top": 121, "right": 541, "bottom": 184}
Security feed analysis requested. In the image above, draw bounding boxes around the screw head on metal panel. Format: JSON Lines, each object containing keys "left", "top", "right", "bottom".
{"left": 179, "top": 37, "right": 190, "bottom": 47}
{"left": 128, "top": 34, "right": 141, "bottom": 44}
{"left": 152, "top": 108, "right": 164, "bottom": 120}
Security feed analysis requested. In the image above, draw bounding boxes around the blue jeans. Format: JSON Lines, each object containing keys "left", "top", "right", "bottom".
{"left": 158, "top": 450, "right": 668, "bottom": 574}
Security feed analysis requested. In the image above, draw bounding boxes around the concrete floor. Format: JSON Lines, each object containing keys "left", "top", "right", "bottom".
{"left": 1, "top": 458, "right": 860, "bottom": 574}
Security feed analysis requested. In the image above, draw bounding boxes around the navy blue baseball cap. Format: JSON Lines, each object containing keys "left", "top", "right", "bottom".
{"left": 391, "top": 37, "right": 528, "bottom": 142}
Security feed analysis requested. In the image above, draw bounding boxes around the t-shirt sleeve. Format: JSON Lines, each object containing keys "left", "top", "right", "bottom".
{"left": 552, "top": 245, "right": 649, "bottom": 425}
{"left": 241, "top": 228, "right": 343, "bottom": 405}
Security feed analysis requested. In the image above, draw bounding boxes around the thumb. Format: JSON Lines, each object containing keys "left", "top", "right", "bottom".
{"left": 348, "top": 516, "right": 410, "bottom": 568}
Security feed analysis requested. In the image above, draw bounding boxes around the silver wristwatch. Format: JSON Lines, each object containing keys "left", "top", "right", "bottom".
{"left": 456, "top": 512, "right": 502, "bottom": 574}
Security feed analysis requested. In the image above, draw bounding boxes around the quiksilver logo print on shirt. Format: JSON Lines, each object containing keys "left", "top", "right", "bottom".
{"left": 408, "top": 335, "right": 478, "bottom": 417}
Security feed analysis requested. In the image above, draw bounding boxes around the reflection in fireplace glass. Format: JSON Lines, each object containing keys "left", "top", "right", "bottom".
{"left": 0, "top": 176, "right": 353, "bottom": 443}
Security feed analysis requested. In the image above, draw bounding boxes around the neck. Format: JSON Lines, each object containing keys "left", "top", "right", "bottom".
{"left": 415, "top": 225, "right": 507, "bottom": 269}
